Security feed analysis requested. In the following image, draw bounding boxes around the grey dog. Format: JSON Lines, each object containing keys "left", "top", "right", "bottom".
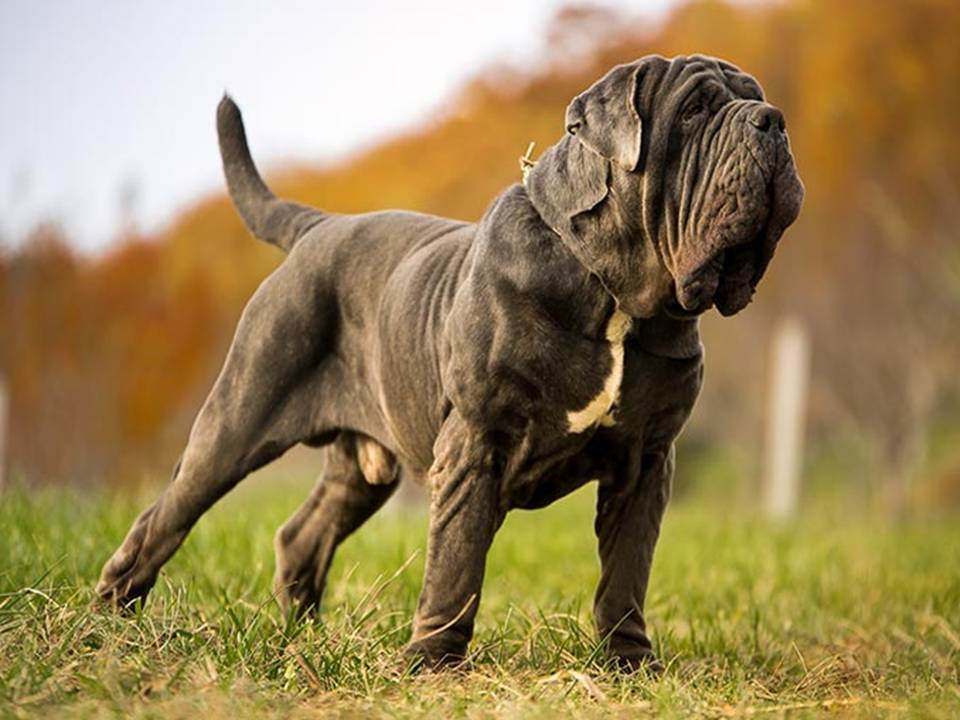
{"left": 97, "top": 54, "right": 803, "bottom": 671}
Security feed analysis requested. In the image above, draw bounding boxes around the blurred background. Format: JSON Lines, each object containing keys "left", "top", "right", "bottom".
{"left": 1, "top": 0, "right": 959, "bottom": 519}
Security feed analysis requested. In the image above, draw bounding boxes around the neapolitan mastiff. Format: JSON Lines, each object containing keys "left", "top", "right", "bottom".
{"left": 97, "top": 54, "right": 803, "bottom": 671}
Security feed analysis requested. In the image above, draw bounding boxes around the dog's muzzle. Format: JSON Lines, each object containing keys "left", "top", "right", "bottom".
{"left": 674, "top": 103, "right": 803, "bottom": 317}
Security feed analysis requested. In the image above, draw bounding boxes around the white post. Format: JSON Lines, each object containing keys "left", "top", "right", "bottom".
{"left": 0, "top": 376, "right": 8, "bottom": 492}
{"left": 762, "top": 317, "right": 810, "bottom": 519}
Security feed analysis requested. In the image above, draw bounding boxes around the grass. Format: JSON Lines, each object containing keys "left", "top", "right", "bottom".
{"left": 1, "top": 474, "right": 959, "bottom": 718}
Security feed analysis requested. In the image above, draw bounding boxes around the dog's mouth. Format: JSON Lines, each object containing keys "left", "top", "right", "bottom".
{"left": 669, "top": 227, "right": 770, "bottom": 319}
{"left": 669, "top": 167, "right": 801, "bottom": 319}
{"left": 665, "top": 131, "right": 805, "bottom": 320}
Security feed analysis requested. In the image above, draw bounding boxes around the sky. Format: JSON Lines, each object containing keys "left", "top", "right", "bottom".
{"left": 0, "top": 0, "right": 676, "bottom": 251}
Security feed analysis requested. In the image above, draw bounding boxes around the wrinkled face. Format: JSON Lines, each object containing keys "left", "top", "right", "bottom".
{"left": 525, "top": 54, "right": 803, "bottom": 319}
{"left": 649, "top": 56, "right": 804, "bottom": 317}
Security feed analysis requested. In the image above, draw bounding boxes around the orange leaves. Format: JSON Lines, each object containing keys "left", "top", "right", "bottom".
{"left": 2, "top": 0, "right": 960, "bottom": 485}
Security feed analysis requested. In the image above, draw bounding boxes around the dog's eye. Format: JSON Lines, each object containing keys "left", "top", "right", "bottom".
{"left": 681, "top": 103, "right": 706, "bottom": 122}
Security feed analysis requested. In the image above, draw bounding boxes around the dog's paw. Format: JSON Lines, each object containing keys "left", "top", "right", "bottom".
{"left": 401, "top": 640, "right": 470, "bottom": 674}
{"left": 94, "top": 564, "right": 154, "bottom": 613}
{"left": 94, "top": 542, "right": 156, "bottom": 612}
{"left": 93, "top": 505, "right": 166, "bottom": 612}
{"left": 607, "top": 646, "right": 665, "bottom": 677}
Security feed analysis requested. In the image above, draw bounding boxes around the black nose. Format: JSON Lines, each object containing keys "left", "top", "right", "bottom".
{"left": 748, "top": 105, "right": 785, "bottom": 133}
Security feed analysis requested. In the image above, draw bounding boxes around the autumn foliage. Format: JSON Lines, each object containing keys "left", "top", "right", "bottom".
{"left": 2, "top": 0, "right": 959, "bottom": 494}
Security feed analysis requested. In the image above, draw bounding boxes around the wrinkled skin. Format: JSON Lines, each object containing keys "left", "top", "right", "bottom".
{"left": 526, "top": 55, "right": 804, "bottom": 320}
{"left": 96, "top": 54, "right": 802, "bottom": 673}
{"left": 667, "top": 72, "right": 802, "bottom": 317}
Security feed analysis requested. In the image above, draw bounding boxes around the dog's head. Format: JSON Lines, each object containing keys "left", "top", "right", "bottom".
{"left": 527, "top": 54, "right": 804, "bottom": 318}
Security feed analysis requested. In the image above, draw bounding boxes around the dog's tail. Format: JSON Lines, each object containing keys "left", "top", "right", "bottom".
{"left": 217, "top": 94, "right": 324, "bottom": 253}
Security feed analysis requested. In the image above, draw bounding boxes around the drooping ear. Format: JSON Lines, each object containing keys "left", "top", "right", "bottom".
{"left": 564, "top": 62, "right": 644, "bottom": 171}
{"left": 525, "top": 134, "right": 609, "bottom": 242}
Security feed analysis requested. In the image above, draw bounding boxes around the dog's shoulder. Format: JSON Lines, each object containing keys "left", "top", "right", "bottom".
{"left": 465, "top": 186, "right": 601, "bottom": 308}
{"left": 438, "top": 185, "right": 623, "bottom": 435}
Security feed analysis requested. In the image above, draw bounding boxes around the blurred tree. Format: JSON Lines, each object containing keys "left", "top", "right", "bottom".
{"left": 1, "top": 0, "right": 958, "bottom": 509}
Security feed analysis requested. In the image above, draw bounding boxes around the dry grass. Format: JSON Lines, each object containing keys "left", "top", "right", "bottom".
{"left": 1, "top": 477, "right": 958, "bottom": 718}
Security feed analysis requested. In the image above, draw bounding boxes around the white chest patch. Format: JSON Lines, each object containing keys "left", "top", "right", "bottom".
{"left": 566, "top": 309, "right": 632, "bottom": 433}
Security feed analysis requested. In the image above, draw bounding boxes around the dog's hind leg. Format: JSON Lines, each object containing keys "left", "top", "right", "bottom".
{"left": 96, "top": 259, "right": 335, "bottom": 609}
{"left": 273, "top": 432, "right": 398, "bottom": 616}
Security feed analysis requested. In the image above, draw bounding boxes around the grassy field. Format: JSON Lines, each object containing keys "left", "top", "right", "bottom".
{"left": 1, "top": 474, "right": 958, "bottom": 718}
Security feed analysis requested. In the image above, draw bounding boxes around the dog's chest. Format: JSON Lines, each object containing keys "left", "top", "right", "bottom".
{"left": 565, "top": 309, "right": 632, "bottom": 433}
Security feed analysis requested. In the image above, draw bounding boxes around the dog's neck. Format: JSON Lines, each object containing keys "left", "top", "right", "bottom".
{"left": 519, "top": 140, "right": 701, "bottom": 361}
{"left": 631, "top": 314, "right": 702, "bottom": 359}
{"left": 502, "top": 185, "right": 703, "bottom": 359}
{"left": 525, "top": 134, "right": 676, "bottom": 320}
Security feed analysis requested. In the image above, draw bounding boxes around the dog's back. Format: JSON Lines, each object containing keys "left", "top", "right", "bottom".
{"left": 288, "top": 209, "right": 476, "bottom": 468}
{"left": 218, "top": 93, "right": 481, "bottom": 462}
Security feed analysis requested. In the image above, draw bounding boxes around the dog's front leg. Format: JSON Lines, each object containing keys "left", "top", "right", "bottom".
{"left": 405, "top": 411, "right": 505, "bottom": 669}
{"left": 593, "top": 443, "right": 674, "bottom": 674}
